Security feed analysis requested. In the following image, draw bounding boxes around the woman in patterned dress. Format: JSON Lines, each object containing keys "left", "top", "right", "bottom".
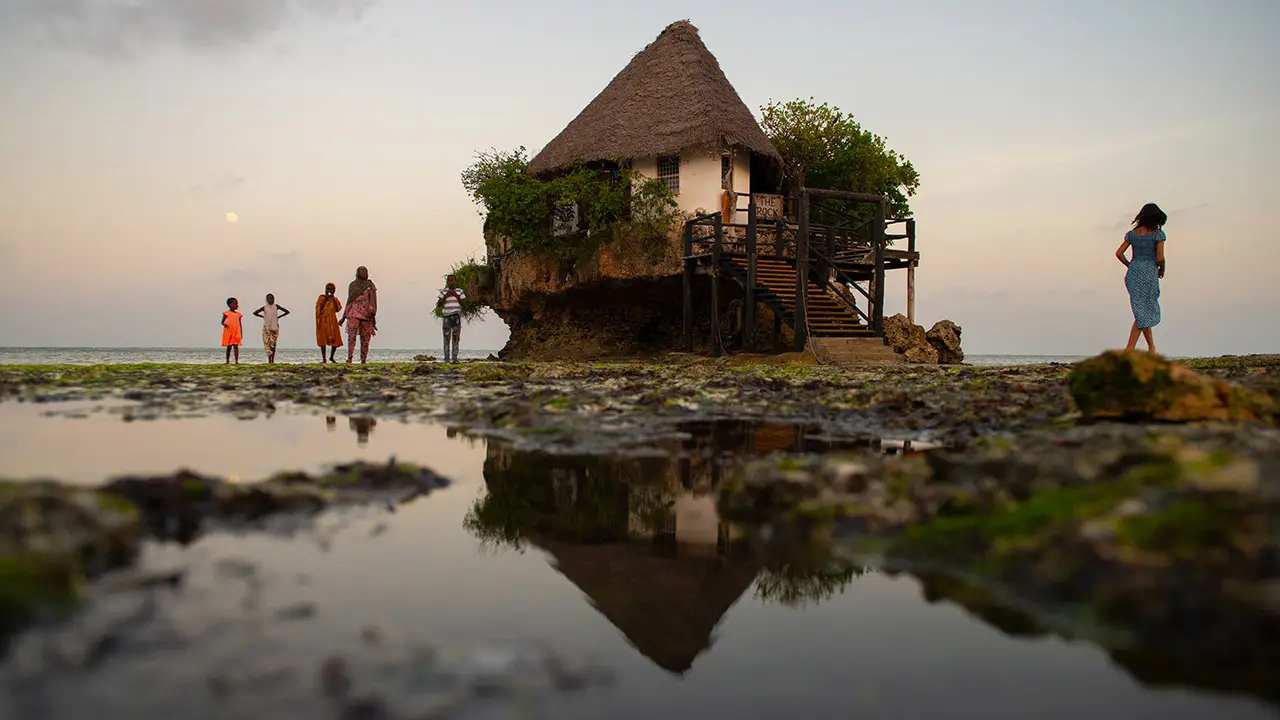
{"left": 340, "top": 266, "right": 378, "bottom": 364}
{"left": 1115, "top": 203, "right": 1168, "bottom": 353}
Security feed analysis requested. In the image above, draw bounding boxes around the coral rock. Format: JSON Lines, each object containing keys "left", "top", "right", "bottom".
{"left": 1067, "top": 351, "right": 1276, "bottom": 423}
{"left": 927, "top": 320, "right": 965, "bottom": 365}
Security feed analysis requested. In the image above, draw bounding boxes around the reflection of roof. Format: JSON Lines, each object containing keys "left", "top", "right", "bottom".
{"left": 527, "top": 531, "right": 761, "bottom": 675}
{"left": 527, "top": 20, "right": 781, "bottom": 175}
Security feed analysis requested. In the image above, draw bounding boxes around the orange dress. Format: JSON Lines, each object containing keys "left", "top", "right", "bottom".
{"left": 315, "top": 295, "right": 343, "bottom": 347}
{"left": 221, "top": 311, "right": 243, "bottom": 347}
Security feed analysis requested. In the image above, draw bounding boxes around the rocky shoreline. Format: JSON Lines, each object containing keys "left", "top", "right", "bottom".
{"left": 2, "top": 351, "right": 1279, "bottom": 709}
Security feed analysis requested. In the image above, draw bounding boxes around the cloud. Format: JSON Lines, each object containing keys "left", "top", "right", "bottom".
{"left": 6, "top": 0, "right": 377, "bottom": 59}
{"left": 179, "top": 174, "right": 246, "bottom": 197}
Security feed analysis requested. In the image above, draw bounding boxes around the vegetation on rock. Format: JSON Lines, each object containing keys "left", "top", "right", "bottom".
{"left": 460, "top": 147, "right": 680, "bottom": 264}
{"left": 433, "top": 254, "right": 490, "bottom": 322}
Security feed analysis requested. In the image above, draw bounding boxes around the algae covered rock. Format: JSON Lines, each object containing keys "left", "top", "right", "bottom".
{"left": 1068, "top": 350, "right": 1276, "bottom": 423}
{"left": 926, "top": 320, "right": 964, "bottom": 365}
{"left": 0, "top": 482, "right": 143, "bottom": 630}
{"left": 103, "top": 460, "right": 451, "bottom": 532}
{"left": 718, "top": 422, "right": 1280, "bottom": 693}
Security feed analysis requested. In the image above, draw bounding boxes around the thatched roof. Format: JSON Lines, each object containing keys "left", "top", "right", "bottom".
{"left": 527, "top": 20, "right": 781, "bottom": 175}
{"left": 528, "top": 532, "right": 761, "bottom": 675}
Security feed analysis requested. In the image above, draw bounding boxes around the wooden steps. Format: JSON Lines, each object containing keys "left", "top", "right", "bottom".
{"left": 724, "top": 257, "right": 873, "bottom": 338}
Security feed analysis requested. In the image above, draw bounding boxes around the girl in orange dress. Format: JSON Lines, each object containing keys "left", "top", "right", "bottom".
{"left": 221, "top": 297, "right": 243, "bottom": 365}
{"left": 315, "top": 282, "right": 343, "bottom": 364}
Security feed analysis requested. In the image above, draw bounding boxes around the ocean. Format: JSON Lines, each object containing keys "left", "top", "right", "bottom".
{"left": 0, "top": 347, "right": 1088, "bottom": 366}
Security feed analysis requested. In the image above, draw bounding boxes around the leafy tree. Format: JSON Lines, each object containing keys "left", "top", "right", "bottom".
{"left": 761, "top": 98, "right": 920, "bottom": 220}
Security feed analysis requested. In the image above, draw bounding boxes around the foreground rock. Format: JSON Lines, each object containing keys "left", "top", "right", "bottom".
{"left": 1069, "top": 350, "right": 1277, "bottom": 423}
{"left": 718, "top": 422, "right": 1280, "bottom": 701}
{"left": 0, "top": 482, "right": 143, "bottom": 635}
{"left": 0, "top": 462, "right": 449, "bottom": 637}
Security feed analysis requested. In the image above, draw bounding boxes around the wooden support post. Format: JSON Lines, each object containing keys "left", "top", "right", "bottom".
{"left": 682, "top": 222, "right": 694, "bottom": 352}
{"left": 793, "top": 192, "right": 810, "bottom": 352}
{"left": 906, "top": 218, "right": 917, "bottom": 325}
{"left": 872, "top": 200, "right": 886, "bottom": 336}
{"left": 711, "top": 215, "right": 724, "bottom": 358}
{"left": 744, "top": 195, "right": 757, "bottom": 353}
{"left": 775, "top": 218, "right": 786, "bottom": 259}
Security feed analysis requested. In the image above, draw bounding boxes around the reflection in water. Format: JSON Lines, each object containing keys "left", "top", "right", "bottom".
{"left": 0, "top": 404, "right": 1275, "bottom": 716}
{"left": 348, "top": 416, "right": 377, "bottom": 446}
{"left": 461, "top": 420, "right": 953, "bottom": 675}
{"left": 467, "top": 434, "right": 873, "bottom": 676}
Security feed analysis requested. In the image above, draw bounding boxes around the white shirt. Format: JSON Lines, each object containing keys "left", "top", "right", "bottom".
{"left": 438, "top": 287, "right": 466, "bottom": 316}
{"left": 262, "top": 304, "right": 279, "bottom": 331}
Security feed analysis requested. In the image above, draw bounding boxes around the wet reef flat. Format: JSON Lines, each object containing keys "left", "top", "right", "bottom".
{"left": 3, "top": 354, "right": 1280, "bottom": 712}
{"left": 3, "top": 354, "right": 1276, "bottom": 447}
{"left": 715, "top": 353, "right": 1280, "bottom": 704}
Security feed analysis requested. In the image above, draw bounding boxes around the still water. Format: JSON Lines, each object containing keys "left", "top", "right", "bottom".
{"left": 0, "top": 402, "right": 1274, "bottom": 719}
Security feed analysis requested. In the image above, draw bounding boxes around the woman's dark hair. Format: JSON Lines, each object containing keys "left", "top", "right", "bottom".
{"left": 1133, "top": 203, "right": 1168, "bottom": 231}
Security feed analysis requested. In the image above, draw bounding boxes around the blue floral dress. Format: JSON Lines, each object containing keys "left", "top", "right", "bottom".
{"left": 1124, "top": 228, "right": 1165, "bottom": 329}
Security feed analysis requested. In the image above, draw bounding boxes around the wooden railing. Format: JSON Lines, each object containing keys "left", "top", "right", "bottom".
{"left": 683, "top": 188, "right": 899, "bottom": 353}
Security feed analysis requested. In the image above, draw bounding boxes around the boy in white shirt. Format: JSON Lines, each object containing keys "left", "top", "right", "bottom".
{"left": 436, "top": 275, "right": 466, "bottom": 363}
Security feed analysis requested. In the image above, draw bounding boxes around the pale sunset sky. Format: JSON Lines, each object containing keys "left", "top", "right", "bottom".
{"left": 0, "top": 0, "right": 1276, "bottom": 356}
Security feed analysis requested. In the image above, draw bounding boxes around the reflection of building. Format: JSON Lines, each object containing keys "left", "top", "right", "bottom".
{"left": 470, "top": 422, "right": 918, "bottom": 675}
{"left": 530, "top": 532, "right": 760, "bottom": 675}
{"left": 478, "top": 444, "right": 760, "bottom": 675}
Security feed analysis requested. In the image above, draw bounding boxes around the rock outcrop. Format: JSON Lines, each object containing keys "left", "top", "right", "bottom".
{"left": 485, "top": 230, "right": 733, "bottom": 360}
{"left": 882, "top": 314, "right": 964, "bottom": 365}
{"left": 926, "top": 320, "right": 964, "bottom": 364}
{"left": 1068, "top": 351, "right": 1277, "bottom": 424}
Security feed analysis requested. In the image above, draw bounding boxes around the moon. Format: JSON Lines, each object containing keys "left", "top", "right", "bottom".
{"left": 225, "top": 212, "right": 239, "bottom": 224}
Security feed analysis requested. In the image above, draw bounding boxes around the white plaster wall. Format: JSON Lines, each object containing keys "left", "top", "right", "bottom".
{"left": 632, "top": 147, "right": 739, "bottom": 217}
{"left": 673, "top": 494, "right": 720, "bottom": 545}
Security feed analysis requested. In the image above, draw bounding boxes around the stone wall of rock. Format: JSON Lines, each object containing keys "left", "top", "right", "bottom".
{"left": 881, "top": 314, "right": 965, "bottom": 364}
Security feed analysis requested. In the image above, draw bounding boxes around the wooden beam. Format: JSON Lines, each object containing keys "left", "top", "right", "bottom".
{"left": 803, "top": 187, "right": 890, "bottom": 203}
{"left": 682, "top": 222, "right": 693, "bottom": 352}
{"left": 906, "top": 219, "right": 917, "bottom": 325}
{"left": 872, "top": 200, "right": 886, "bottom": 336}
{"left": 744, "top": 195, "right": 757, "bottom": 353}
{"left": 712, "top": 215, "right": 724, "bottom": 358}
{"left": 793, "top": 192, "right": 810, "bottom": 352}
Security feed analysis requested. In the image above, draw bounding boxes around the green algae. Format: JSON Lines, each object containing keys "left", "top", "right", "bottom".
{"left": 0, "top": 553, "right": 84, "bottom": 631}
{"left": 1116, "top": 499, "right": 1240, "bottom": 556}
{"left": 901, "top": 479, "right": 1141, "bottom": 558}
{"left": 94, "top": 491, "right": 140, "bottom": 516}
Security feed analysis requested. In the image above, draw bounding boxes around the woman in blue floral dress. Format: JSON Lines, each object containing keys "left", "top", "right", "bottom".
{"left": 1115, "top": 203, "right": 1168, "bottom": 353}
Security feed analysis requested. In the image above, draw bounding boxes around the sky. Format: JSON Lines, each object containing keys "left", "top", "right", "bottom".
{"left": 0, "top": 0, "right": 1277, "bottom": 356}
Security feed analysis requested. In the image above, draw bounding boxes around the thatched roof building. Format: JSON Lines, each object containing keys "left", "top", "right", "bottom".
{"left": 528, "top": 20, "right": 782, "bottom": 219}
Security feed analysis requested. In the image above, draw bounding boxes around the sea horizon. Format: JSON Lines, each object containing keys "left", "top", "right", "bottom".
{"left": 0, "top": 345, "right": 1111, "bottom": 367}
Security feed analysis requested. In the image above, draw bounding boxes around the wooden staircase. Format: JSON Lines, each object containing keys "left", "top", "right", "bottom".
{"left": 724, "top": 256, "right": 873, "bottom": 338}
